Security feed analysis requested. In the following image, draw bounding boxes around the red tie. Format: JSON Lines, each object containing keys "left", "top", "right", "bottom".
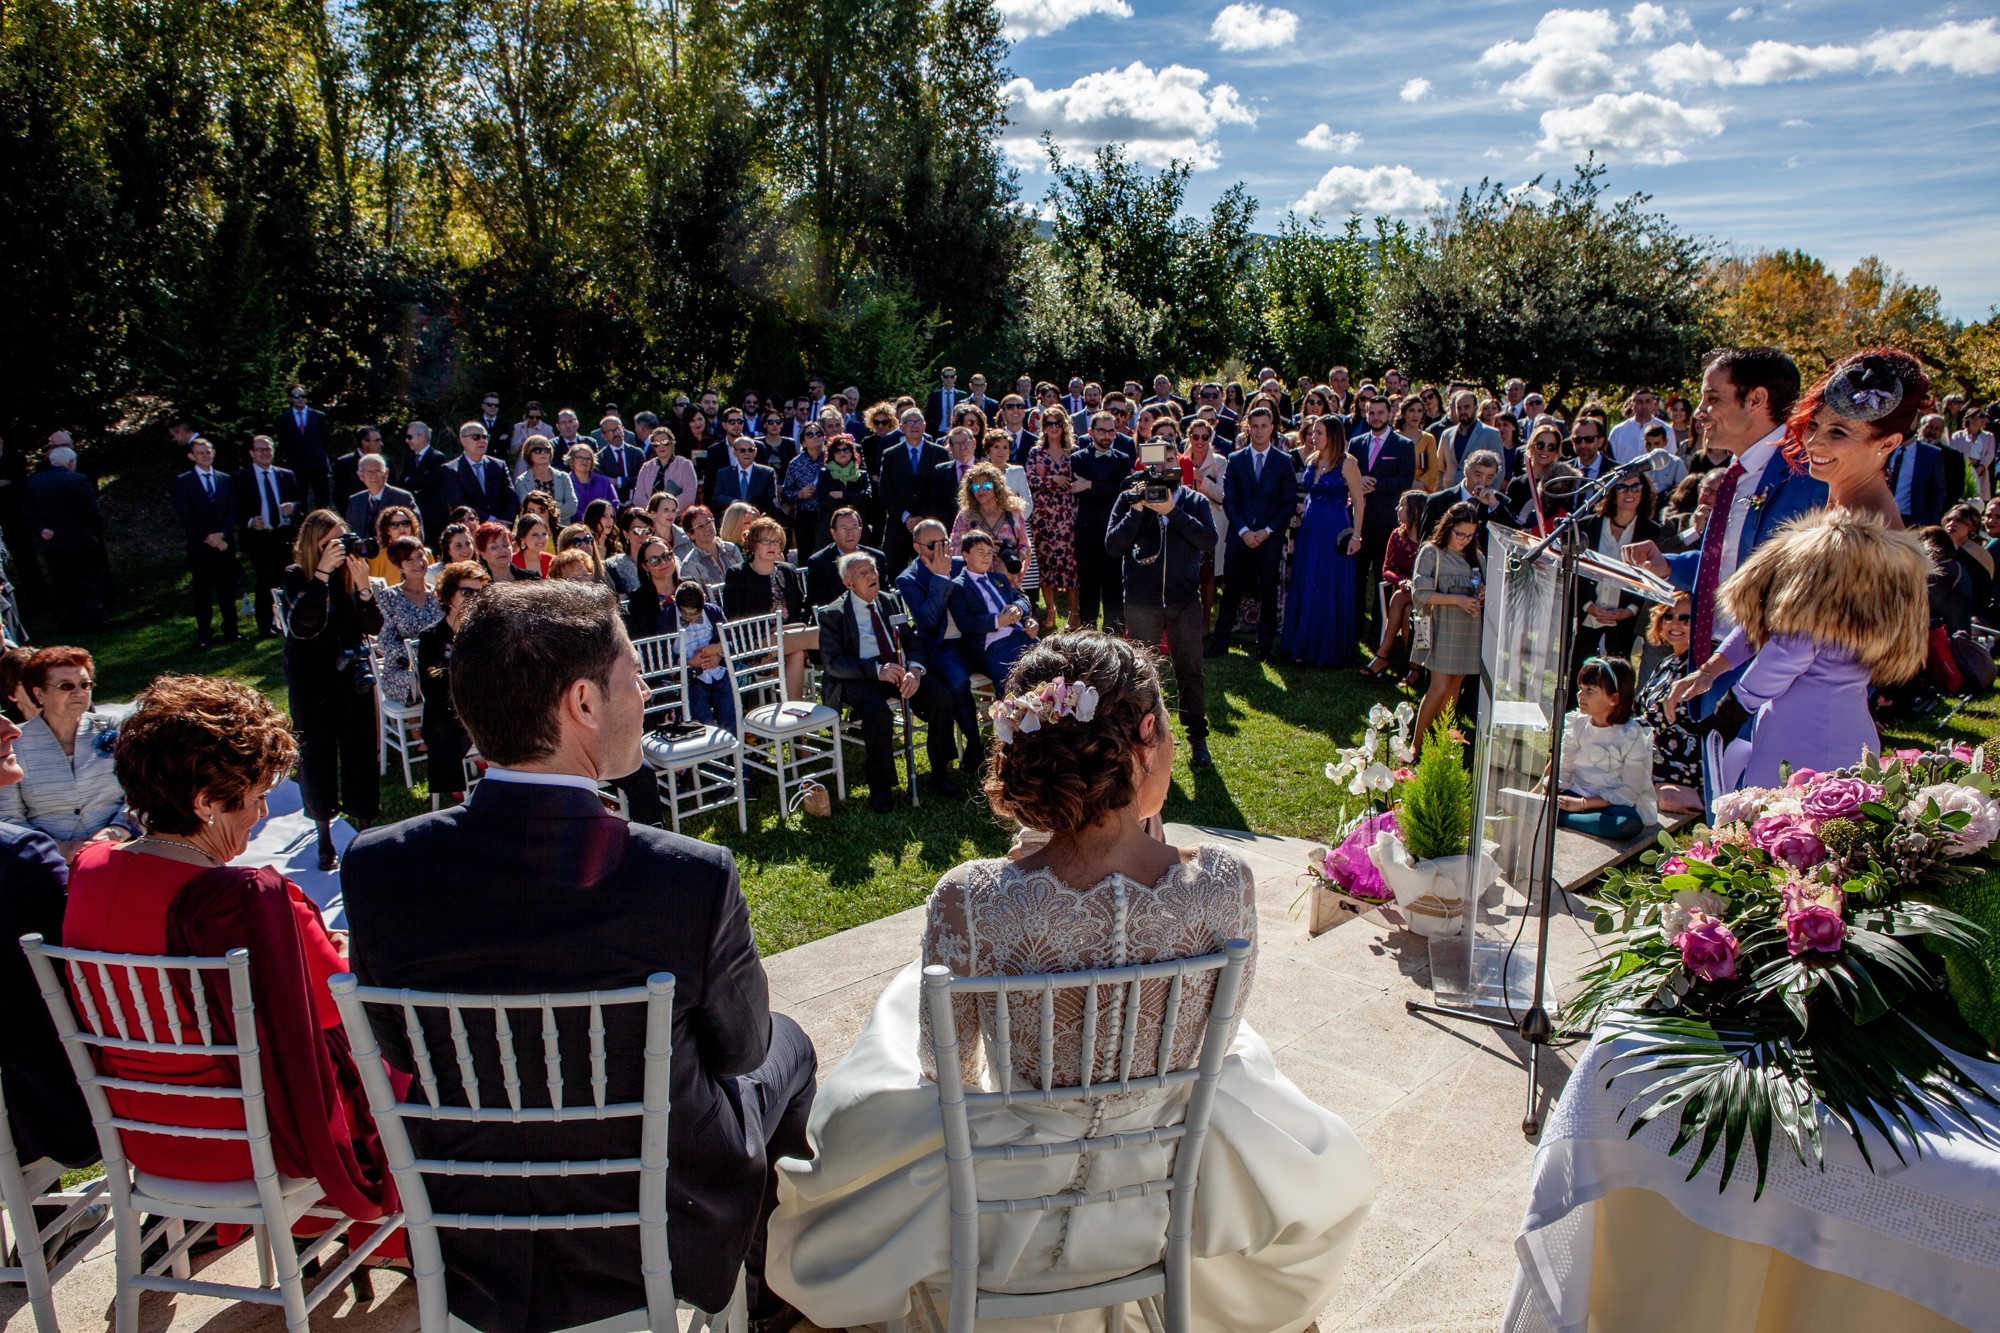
{"left": 1689, "top": 460, "right": 1746, "bottom": 653}
{"left": 870, "top": 603, "right": 900, "bottom": 664}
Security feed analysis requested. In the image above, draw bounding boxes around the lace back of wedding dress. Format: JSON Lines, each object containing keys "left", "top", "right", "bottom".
{"left": 920, "top": 843, "right": 1258, "bottom": 1094}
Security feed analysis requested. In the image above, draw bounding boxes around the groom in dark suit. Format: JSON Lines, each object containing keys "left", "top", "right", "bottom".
{"left": 1207, "top": 404, "right": 1299, "bottom": 661}
{"left": 342, "top": 582, "right": 814, "bottom": 1333}
{"left": 1349, "top": 396, "right": 1416, "bottom": 643}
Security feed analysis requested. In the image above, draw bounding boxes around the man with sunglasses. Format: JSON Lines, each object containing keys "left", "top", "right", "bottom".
{"left": 399, "top": 420, "right": 451, "bottom": 537}
{"left": 713, "top": 436, "right": 779, "bottom": 514}
{"left": 443, "top": 420, "right": 518, "bottom": 523}
{"left": 473, "top": 392, "right": 505, "bottom": 449}
{"left": 896, "top": 519, "right": 983, "bottom": 773}
{"left": 1194, "top": 383, "right": 1237, "bottom": 445}
{"left": 1569, "top": 421, "right": 1610, "bottom": 481}
{"left": 508, "top": 400, "right": 546, "bottom": 462}
{"left": 274, "top": 384, "right": 334, "bottom": 511}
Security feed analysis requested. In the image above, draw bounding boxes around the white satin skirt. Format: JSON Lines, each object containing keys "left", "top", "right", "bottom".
{"left": 768, "top": 963, "right": 1375, "bottom": 1332}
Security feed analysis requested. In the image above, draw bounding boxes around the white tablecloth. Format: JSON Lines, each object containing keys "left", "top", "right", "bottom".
{"left": 1506, "top": 1035, "right": 2000, "bottom": 1332}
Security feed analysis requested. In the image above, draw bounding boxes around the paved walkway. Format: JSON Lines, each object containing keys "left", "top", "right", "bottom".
{"left": 6, "top": 822, "right": 1638, "bottom": 1333}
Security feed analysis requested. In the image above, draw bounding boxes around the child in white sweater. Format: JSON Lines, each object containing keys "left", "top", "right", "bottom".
{"left": 1557, "top": 656, "right": 1658, "bottom": 841}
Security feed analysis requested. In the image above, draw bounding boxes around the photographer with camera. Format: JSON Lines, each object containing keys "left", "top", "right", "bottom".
{"left": 1108, "top": 427, "right": 1219, "bottom": 770}
{"left": 283, "top": 508, "right": 384, "bottom": 869}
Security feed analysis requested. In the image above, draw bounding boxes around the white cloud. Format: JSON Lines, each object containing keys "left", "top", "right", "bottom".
{"left": 1292, "top": 164, "right": 1448, "bottom": 216}
{"left": 1649, "top": 19, "right": 2000, "bottom": 86}
{"left": 1626, "top": 4, "right": 1689, "bottom": 41}
{"left": 1400, "top": 77, "right": 1432, "bottom": 102}
{"left": 1871, "top": 19, "right": 2000, "bottom": 77}
{"left": 1780, "top": 117, "right": 1811, "bottom": 127}
{"left": 1211, "top": 2, "right": 1298, "bottom": 52}
{"left": 1000, "top": 62, "right": 1256, "bottom": 171}
{"left": 1297, "top": 123, "right": 1363, "bottom": 153}
{"left": 1726, "top": 5, "right": 1755, "bottom": 20}
{"left": 1536, "top": 91, "right": 1724, "bottom": 163}
{"left": 996, "top": 0, "right": 1132, "bottom": 40}
{"left": 1480, "top": 8, "right": 1625, "bottom": 103}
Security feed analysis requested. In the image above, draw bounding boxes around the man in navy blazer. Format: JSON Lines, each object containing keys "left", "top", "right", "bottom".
{"left": 1349, "top": 396, "right": 1418, "bottom": 643}
{"left": 589, "top": 415, "right": 646, "bottom": 501}
{"left": 170, "top": 438, "right": 241, "bottom": 647}
{"left": 895, "top": 519, "right": 982, "bottom": 769}
{"left": 343, "top": 583, "right": 815, "bottom": 1332}
{"left": 441, "top": 426, "right": 518, "bottom": 523}
{"left": 877, "top": 409, "right": 948, "bottom": 574}
{"left": 235, "top": 435, "right": 300, "bottom": 637}
{"left": 1207, "top": 404, "right": 1299, "bottom": 660}
{"left": 274, "top": 384, "right": 335, "bottom": 511}
{"left": 1887, "top": 437, "right": 1949, "bottom": 529}
{"left": 1625, "top": 347, "right": 1825, "bottom": 718}
{"left": 925, "top": 366, "right": 967, "bottom": 434}
{"left": 397, "top": 422, "right": 451, "bottom": 538}
{"left": 711, "top": 437, "right": 780, "bottom": 515}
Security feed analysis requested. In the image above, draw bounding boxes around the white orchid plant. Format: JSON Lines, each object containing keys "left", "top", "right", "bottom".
{"left": 1325, "top": 700, "right": 1419, "bottom": 807}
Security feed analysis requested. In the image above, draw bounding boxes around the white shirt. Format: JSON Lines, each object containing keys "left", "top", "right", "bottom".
{"left": 1557, "top": 712, "right": 1658, "bottom": 826}
{"left": 1715, "top": 426, "right": 1784, "bottom": 632}
{"left": 1950, "top": 430, "right": 1995, "bottom": 468}
{"left": 480, "top": 767, "right": 600, "bottom": 794}
{"left": 679, "top": 613, "right": 726, "bottom": 682}
{"left": 194, "top": 467, "right": 218, "bottom": 497}
{"left": 968, "top": 572, "right": 1014, "bottom": 649}
{"left": 252, "top": 465, "right": 284, "bottom": 526}
{"left": 1607, "top": 415, "right": 1662, "bottom": 465}
{"left": 849, "top": 592, "right": 885, "bottom": 660}
{"left": 1363, "top": 432, "right": 1389, "bottom": 469}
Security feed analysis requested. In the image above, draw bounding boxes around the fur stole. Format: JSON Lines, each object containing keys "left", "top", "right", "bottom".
{"left": 1719, "top": 507, "right": 1930, "bottom": 684}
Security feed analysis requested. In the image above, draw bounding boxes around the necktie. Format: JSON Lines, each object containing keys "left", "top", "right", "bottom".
{"left": 296, "top": 409, "right": 305, "bottom": 433}
{"left": 869, "top": 602, "right": 899, "bottom": 663}
{"left": 977, "top": 575, "right": 1003, "bottom": 614}
{"left": 1369, "top": 434, "right": 1384, "bottom": 469}
{"left": 262, "top": 469, "right": 280, "bottom": 525}
{"left": 739, "top": 468, "right": 750, "bottom": 494}
{"left": 201, "top": 470, "right": 213, "bottom": 501}
{"left": 1253, "top": 450, "right": 1264, "bottom": 481}
{"left": 1688, "top": 459, "right": 1746, "bottom": 654}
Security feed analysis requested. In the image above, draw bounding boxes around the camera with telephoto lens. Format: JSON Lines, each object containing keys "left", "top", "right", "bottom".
{"left": 1135, "top": 439, "right": 1178, "bottom": 504}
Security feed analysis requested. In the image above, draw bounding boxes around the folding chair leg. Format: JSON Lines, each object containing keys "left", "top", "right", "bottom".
{"left": 733, "top": 754, "right": 747, "bottom": 832}
{"left": 166, "top": 1217, "right": 190, "bottom": 1279}
{"left": 111, "top": 1189, "right": 143, "bottom": 1333}
{"left": 256, "top": 1224, "right": 275, "bottom": 1287}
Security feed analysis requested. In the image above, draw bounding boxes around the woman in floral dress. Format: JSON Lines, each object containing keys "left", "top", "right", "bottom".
{"left": 1025, "top": 407, "right": 1084, "bottom": 633}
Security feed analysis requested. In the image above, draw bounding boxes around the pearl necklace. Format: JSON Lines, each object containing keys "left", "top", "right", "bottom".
{"left": 127, "top": 835, "right": 225, "bottom": 868}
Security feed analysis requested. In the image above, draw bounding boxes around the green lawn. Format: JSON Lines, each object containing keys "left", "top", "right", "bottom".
{"left": 42, "top": 467, "right": 2000, "bottom": 956}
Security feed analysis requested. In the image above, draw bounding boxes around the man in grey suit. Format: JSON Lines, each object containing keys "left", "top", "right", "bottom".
{"left": 1436, "top": 390, "right": 1503, "bottom": 485}
{"left": 343, "top": 455, "right": 416, "bottom": 542}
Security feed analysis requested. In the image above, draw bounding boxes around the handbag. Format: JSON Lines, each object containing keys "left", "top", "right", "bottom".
{"left": 792, "top": 780, "right": 832, "bottom": 818}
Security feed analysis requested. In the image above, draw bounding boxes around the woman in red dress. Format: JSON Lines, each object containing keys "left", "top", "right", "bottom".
{"left": 62, "top": 674, "right": 392, "bottom": 1219}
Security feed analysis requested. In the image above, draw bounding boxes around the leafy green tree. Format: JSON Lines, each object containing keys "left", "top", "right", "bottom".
{"left": 1374, "top": 161, "right": 1711, "bottom": 409}
{"left": 1249, "top": 213, "right": 1379, "bottom": 378}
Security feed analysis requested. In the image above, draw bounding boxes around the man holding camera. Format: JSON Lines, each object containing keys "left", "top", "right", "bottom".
{"left": 1109, "top": 430, "right": 1218, "bottom": 770}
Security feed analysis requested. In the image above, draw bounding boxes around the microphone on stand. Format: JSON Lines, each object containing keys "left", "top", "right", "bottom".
{"left": 1606, "top": 447, "right": 1675, "bottom": 480}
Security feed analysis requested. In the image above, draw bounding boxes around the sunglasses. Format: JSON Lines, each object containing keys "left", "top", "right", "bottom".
{"left": 802, "top": 428, "right": 823, "bottom": 437}
{"left": 642, "top": 554, "right": 675, "bottom": 567}
{"left": 388, "top": 518, "right": 413, "bottom": 528}
{"left": 970, "top": 481, "right": 994, "bottom": 492}
{"left": 724, "top": 416, "right": 745, "bottom": 424}
{"left": 466, "top": 432, "right": 488, "bottom": 440}
{"left": 916, "top": 539, "right": 944, "bottom": 552}
{"left": 1572, "top": 433, "right": 1601, "bottom": 444}
{"left": 1661, "top": 612, "right": 1690, "bottom": 622}
{"left": 563, "top": 534, "right": 595, "bottom": 549}
{"left": 47, "top": 678, "right": 93, "bottom": 693}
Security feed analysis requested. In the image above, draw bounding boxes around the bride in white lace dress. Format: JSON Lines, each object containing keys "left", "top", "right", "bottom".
{"left": 768, "top": 633, "right": 1374, "bottom": 1332}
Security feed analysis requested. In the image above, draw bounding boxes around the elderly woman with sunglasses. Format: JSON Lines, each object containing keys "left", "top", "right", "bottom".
{"left": 784, "top": 421, "right": 832, "bottom": 550}
{"left": 0, "top": 646, "right": 138, "bottom": 860}
{"left": 1635, "top": 593, "right": 1704, "bottom": 815}
{"left": 513, "top": 435, "right": 580, "bottom": 521}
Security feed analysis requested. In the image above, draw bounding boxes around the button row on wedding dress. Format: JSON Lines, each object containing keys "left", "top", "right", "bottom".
{"left": 1049, "top": 1097, "right": 1113, "bottom": 1264}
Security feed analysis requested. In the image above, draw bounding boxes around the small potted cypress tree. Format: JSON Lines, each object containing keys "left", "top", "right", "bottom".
{"left": 1369, "top": 713, "right": 1496, "bottom": 937}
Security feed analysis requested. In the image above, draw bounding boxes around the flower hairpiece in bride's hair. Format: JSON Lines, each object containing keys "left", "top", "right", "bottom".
{"left": 990, "top": 674, "right": 1100, "bottom": 746}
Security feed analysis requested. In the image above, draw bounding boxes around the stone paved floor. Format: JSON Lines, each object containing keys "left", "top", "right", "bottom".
{"left": 5, "top": 822, "right": 1639, "bottom": 1333}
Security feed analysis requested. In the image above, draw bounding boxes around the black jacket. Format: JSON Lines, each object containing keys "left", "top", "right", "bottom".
{"left": 343, "top": 780, "right": 780, "bottom": 1327}
{"left": 171, "top": 468, "right": 238, "bottom": 553}
{"left": 721, "top": 560, "right": 806, "bottom": 623}
{"left": 24, "top": 469, "right": 104, "bottom": 552}
{"left": 234, "top": 464, "right": 301, "bottom": 537}
{"left": 1107, "top": 486, "right": 1218, "bottom": 608}
{"left": 274, "top": 405, "right": 334, "bottom": 475}
{"left": 0, "top": 821, "right": 94, "bottom": 1166}
{"left": 816, "top": 593, "right": 924, "bottom": 704}
{"left": 803, "top": 542, "right": 884, "bottom": 611}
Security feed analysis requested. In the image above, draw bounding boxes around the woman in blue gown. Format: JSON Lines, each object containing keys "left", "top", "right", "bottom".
{"left": 1280, "top": 415, "right": 1367, "bottom": 667}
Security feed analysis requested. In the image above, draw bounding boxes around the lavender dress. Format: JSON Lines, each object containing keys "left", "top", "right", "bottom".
{"left": 1719, "top": 629, "right": 1878, "bottom": 789}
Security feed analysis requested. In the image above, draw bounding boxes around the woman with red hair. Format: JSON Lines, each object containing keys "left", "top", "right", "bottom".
{"left": 1785, "top": 348, "right": 1933, "bottom": 527}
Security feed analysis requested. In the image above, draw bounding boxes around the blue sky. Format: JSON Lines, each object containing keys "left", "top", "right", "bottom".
{"left": 993, "top": 0, "right": 2000, "bottom": 318}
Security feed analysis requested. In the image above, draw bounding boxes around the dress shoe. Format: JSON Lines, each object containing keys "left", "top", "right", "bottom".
{"left": 1203, "top": 638, "right": 1229, "bottom": 659}
{"left": 931, "top": 776, "right": 963, "bottom": 800}
{"left": 868, "top": 790, "right": 898, "bottom": 814}
{"left": 1190, "top": 741, "right": 1213, "bottom": 770}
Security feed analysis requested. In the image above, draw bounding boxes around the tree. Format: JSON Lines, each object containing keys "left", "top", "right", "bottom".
{"left": 1249, "top": 213, "right": 1380, "bottom": 379}
{"left": 1040, "top": 141, "right": 1259, "bottom": 375}
{"left": 1374, "top": 161, "right": 1712, "bottom": 408}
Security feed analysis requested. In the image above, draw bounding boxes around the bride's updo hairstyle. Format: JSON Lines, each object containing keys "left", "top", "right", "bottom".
{"left": 984, "top": 630, "right": 1165, "bottom": 836}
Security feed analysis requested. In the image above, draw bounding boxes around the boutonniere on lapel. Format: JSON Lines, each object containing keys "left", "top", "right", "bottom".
{"left": 1745, "top": 489, "right": 1772, "bottom": 513}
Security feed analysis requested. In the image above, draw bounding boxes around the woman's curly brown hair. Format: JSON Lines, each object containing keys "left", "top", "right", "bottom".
{"left": 115, "top": 675, "right": 299, "bottom": 835}
{"left": 982, "top": 631, "right": 1166, "bottom": 836}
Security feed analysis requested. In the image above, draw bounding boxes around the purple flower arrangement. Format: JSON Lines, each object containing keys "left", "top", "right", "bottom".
{"left": 1572, "top": 747, "right": 2000, "bottom": 1193}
